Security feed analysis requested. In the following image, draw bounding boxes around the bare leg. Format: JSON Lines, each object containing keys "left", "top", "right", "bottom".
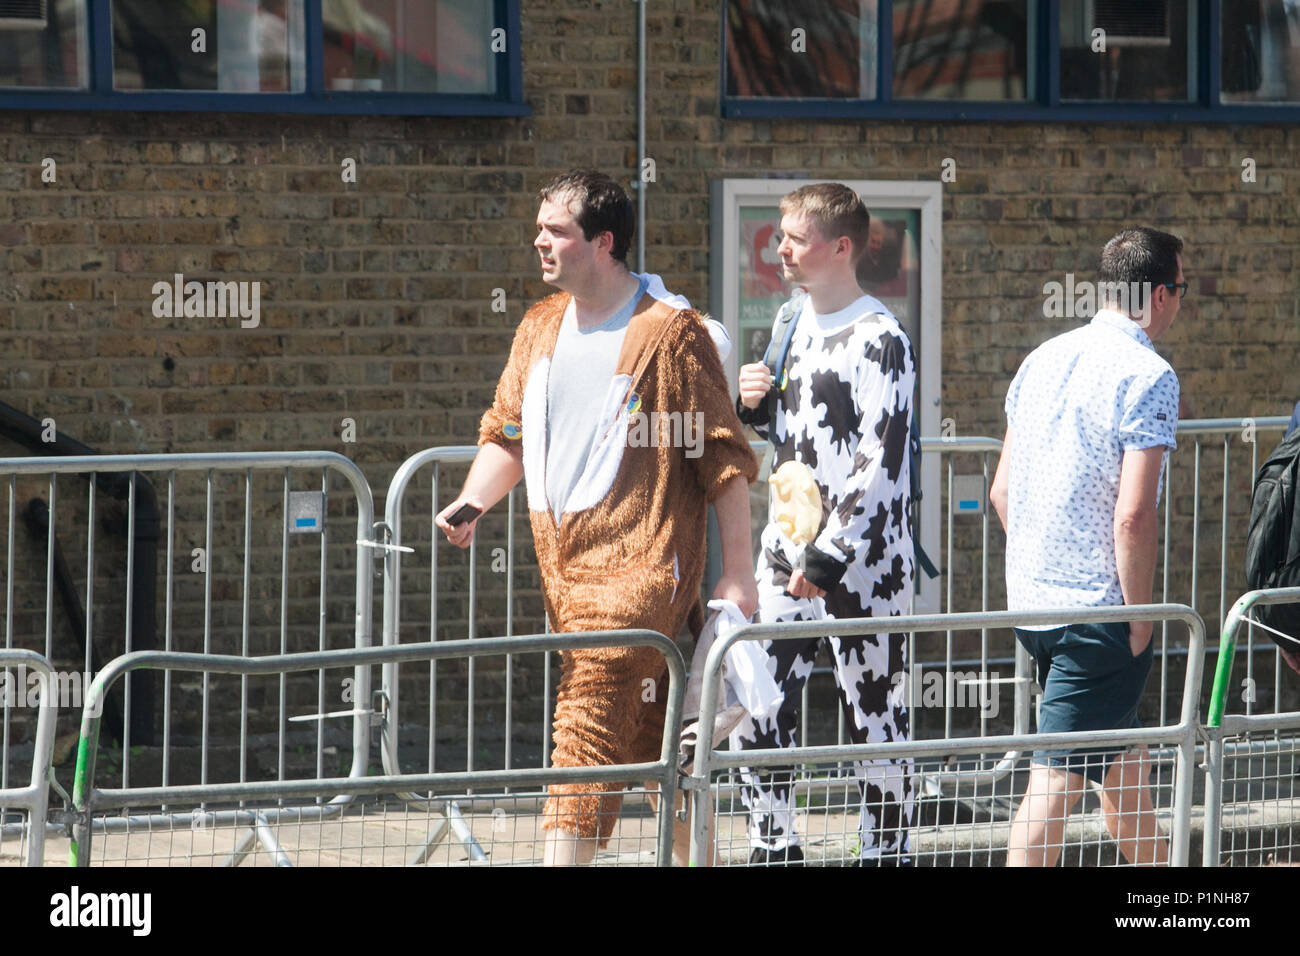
{"left": 1008, "top": 763, "right": 1086, "bottom": 867}
{"left": 542, "top": 828, "right": 598, "bottom": 866}
{"left": 1099, "top": 748, "right": 1169, "bottom": 865}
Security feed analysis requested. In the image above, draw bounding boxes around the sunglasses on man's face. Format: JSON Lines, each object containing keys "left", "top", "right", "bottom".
{"left": 1162, "top": 282, "right": 1189, "bottom": 299}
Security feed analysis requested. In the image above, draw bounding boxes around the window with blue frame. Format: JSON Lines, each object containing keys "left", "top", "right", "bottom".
{"left": 0, "top": 0, "right": 524, "bottom": 114}
{"left": 892, "top": 0, "right": 1032, "bottom": 100}
{"left": 111, "top": 0, "right": 305, "bottom": 93}
{"left": 1058, "top": 0, "right": 1194, "bottom": 101}
{"left": 725, "top": 0, "right": 878, "bottom": 99}
{"left": 1221, "top": 0, "right": 1300, "bottom": 103}
{"left": 322, "top": 0, "right": 497, "bottom": 95}
{"left": 723, "top": 0, "right": 1300, "bottom": 120}
{"left": 0, "top": 0, "right": 90, "bottom": 88}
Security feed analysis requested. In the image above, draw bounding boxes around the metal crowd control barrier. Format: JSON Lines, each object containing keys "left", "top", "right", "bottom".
{"left": 379, "top": 446, "right": 535, "bottom": 857}
{"left": 379, "top": 442, "right": 1025, "bottom": 792}
{"left": 894, "top": 419, "right": 1288, "bottom": 786}
{"left": 907, "top": 438, "right": 1031, "bottom": 788}
{"left": 372, "top": 417, "right": 1283, "bottom": 865}
{"left": 1202, "top": 587, "right": 1300, "bottom": 867}
{"left": 1161, "top": 417, "right": 1291, "bottom": 723}
{"left": 0, "top": 451, "right": 375, "bottom": 849}
{"left": 783, "top": 418, "right": 1288, "bottom": 748}
{"left": 0, "top": 649, "right": 57, "bottom": 866}
{"left": 376, "top": 423, "right": 1267, "bottom": 805}
{"left": 908, "top": 419, "right": 1288, "bottom": 736}
{"left": 71, "top": 629, "right": 684, "bottom": 866}
{"left": 686, "top": 604, "right": 1205, "bottom": 867}
{"left": 917, "top": 437, "right": 1020, "bottom": 736}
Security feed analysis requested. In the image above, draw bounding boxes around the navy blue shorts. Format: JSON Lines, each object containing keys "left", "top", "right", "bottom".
{"left": 1014, "top": 621, "right": 1154, "bottom": 785}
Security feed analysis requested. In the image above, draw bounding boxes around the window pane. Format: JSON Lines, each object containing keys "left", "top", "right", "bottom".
{"left": 893, "top": 0, "right": 1030, "bottom": 100}
{"left": 0, "top": 0, "right": 88, "bottom": 89}
{"left": 1060, "top": 0, "right": 1195, "bottom": 101}
{"left": 1222, "top": 0, "right": 1300, "bottom": 103}
{"left": 725, "top": 0, "right": 878, "bottom": 99}
{"left": 323, "top": 0, "right": 497, "bottom": 94}
{"left": 113, "top": 0, "right": 306, "bottom": 92}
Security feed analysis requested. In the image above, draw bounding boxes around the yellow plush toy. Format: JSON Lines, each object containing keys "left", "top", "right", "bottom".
{"left": 768, "top": 460, "right": 822, "bottom": 546}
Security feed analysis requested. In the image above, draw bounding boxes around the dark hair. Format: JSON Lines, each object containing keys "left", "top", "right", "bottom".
{"left": 779, "top": 182, "right": 871, "bottom": 265}
{"left": 1098, "top": 227, "right": 1184, "bottom": 311}
{"left": 538, "top": 169, "right": 635, "bottom": 264}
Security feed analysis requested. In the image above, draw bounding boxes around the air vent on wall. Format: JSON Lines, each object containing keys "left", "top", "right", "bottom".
{"left": 1091, "top": 0, "right": 1171, "bottom": 48}
{"left": 0, "top": 0, "right": 47, "bottom": 31}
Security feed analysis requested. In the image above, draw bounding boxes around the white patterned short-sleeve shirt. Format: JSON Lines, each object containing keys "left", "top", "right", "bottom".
{"left": 1004, "top": 309, "right": 1180, "bottom": 617}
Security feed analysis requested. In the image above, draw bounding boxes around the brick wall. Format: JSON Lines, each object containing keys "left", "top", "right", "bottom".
{"left": 2, "top": 0, "right": 1298, "bottom": 771}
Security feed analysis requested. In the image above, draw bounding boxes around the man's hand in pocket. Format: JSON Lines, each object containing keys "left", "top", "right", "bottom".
{"left": 1128, "top": 619, "right": 1153, "bottom": 656}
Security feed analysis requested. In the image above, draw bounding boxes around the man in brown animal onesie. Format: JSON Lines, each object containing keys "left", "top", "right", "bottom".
{"left": 436, "top": 170, "right": 758, "bottom": 865}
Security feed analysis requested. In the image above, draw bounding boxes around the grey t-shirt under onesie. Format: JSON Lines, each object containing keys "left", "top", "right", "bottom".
{"left": 545, "top": 275, "right": 648, "bottom": 522}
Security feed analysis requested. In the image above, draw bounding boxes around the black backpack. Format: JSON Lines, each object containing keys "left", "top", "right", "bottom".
{"left": 762, "top": 292, "right": 938, "bottom": 580}
{"left": 1244, "top": 426, "right": 1300, "bottom": 648}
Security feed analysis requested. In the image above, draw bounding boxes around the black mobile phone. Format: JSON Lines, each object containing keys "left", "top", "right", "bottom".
{"left": 447, "top": 503, "right": 482, "bottom": 527}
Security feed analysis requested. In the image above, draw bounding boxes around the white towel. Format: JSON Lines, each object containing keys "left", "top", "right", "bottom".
{"left": 633, "top": 271, "right": 733, "bottom": 363}
{"left": 683, "top": 599, "right": 782, "bottom": 724}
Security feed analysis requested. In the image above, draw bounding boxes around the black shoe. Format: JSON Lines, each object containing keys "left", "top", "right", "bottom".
{"left": 854, "top": 854, "right": 913, "bottom": 867}
{"left": 749, "top": 845, "right": 805, "bottom": 867}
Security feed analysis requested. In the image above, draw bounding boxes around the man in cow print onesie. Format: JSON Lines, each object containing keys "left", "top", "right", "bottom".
{"left": 734, "top": 183, "right": 916, "bottom": 866}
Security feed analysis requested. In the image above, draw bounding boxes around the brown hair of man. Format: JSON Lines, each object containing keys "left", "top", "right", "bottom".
{"left": 779, "top": 183, "right": 871, "bottom": 265}
{"left": 538, "top": 168, "right": 635, "bottom": 264}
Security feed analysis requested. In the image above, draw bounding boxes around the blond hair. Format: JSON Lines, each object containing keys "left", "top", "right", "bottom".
{"left": 779, "top": 183, "right": 870, "bottom": 264}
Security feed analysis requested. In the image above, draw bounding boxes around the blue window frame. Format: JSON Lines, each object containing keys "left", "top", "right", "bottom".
{"left": 723, "top": 0, "right": 1300, "bottom": 122}
{"left": 0, "top": 0, "right": 527, "bottom": 116}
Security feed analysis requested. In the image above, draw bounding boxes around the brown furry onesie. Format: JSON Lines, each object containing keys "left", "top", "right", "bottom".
{"left": 479, "top": 290, "right": 757, "bottom": 843}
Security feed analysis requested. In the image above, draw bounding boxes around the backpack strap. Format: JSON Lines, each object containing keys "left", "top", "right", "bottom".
{"left": 760, "top": 290, "right": 807, "bottom": 423}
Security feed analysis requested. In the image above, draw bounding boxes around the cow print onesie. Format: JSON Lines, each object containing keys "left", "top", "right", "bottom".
{"left": 733, "top": 292, "right": 916, "bottom": 861}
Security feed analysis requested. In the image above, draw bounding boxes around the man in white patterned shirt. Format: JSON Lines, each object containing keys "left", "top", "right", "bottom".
{"left": 990, "top": 226, "right": 1185, "bottom": 867}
